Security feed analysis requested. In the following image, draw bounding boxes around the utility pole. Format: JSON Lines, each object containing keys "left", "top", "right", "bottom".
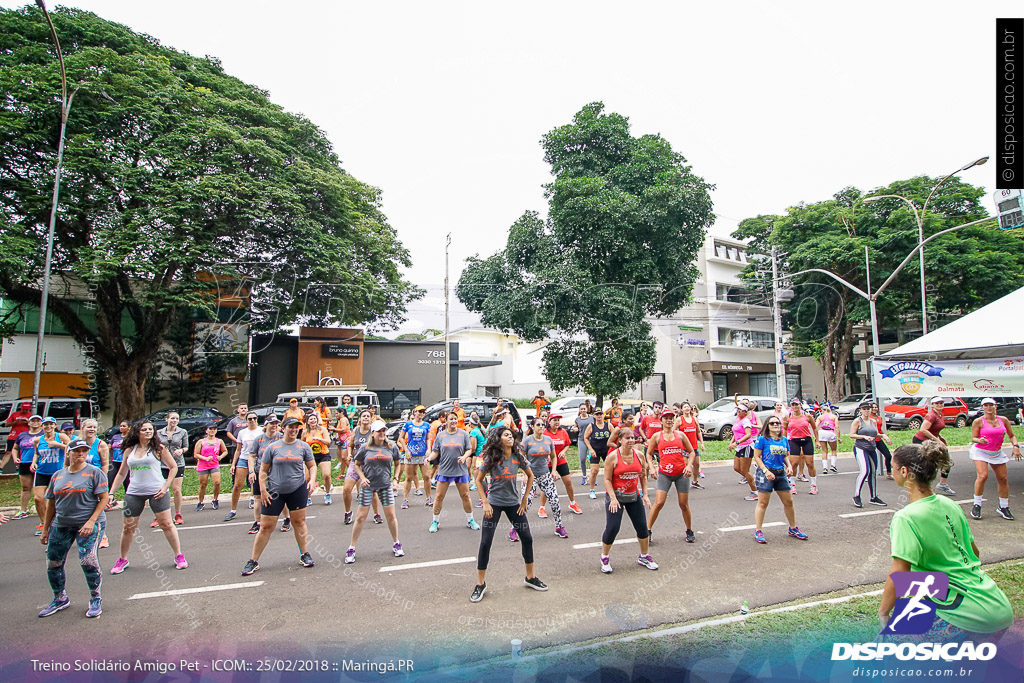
{"left": 444, "top": 233, "right": 451, "bottom": 400}
{"left": 771, "top": 247, "right": 789, "bottom": 401}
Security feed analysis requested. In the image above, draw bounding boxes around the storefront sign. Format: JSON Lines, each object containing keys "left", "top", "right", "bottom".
{"left": 322, "top": 343, "right": 360, "bottom": 359}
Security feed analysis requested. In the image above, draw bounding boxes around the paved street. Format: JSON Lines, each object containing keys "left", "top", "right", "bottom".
{"left": 3, "top": 447, "right": 1023, "bottom": 671}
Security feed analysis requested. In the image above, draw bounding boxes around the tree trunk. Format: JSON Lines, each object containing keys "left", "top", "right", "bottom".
{"left": 819, "top": 303, "right": 856, "bottom": 402}
{"left": 110, "top": 360, "right": 148, "bottom": 424}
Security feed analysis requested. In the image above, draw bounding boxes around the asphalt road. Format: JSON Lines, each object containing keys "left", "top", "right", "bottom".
{"left": 2, "top": 447, "right": 1023, "bottom": 672}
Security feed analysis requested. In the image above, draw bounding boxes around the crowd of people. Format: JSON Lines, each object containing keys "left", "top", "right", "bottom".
{"left": 2, "top": 391, "right": 1018, "bottom": 630}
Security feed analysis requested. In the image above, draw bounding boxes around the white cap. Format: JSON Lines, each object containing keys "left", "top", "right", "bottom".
{"left": 980, "top": 397, "right": 997, "bottom": 405}
{"left": 370, "top": 420, "right": 387, "bottom": 432}
{"left": 929, "top": 396, "right": 944, "bottom": 404}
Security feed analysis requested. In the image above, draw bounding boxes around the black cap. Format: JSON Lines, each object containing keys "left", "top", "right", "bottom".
{"left": 281, "top": 417, "right": 301, "bottom": 427}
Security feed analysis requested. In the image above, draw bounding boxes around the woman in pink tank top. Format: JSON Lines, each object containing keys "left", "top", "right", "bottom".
{"left": 968, "top": 399, "right": 1022, "bottom": 520}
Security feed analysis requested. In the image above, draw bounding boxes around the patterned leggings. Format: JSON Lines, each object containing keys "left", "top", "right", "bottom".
{"left": 529, "top": 473, "right": 563, "bottom": 527}
{"left": 46, "top": 521, "right": 105, "bottom": 599}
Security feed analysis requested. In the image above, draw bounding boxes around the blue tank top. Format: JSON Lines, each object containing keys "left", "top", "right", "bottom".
{"left": 88, "top": 438, "right": 102, "bottom": 468}
{"left": 35, "top": 434, "right": 65, "bottom": 475}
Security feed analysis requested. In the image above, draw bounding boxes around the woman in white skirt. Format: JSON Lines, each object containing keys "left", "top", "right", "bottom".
{"left": 968, "top": 398, "right": 1021, "bottom": 521}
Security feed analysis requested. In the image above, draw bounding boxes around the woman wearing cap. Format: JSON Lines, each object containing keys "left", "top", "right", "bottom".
{"left": 78, "top": 419, "right": 111, "bottom": 547}
{"left": 38, "top": 438, "right": 109, "bottom": 619}
{"left": 108, "top": 421, "right": 187, "bottom": 573}
{"left": 398, "top": 405, "right": 433, "bottom": 507}
{"left": 522, "top": 417, "right": 568, "bottom": 539}
{"left": 193, "top": 424, "right": 227, "bottom": 511}
{"left": 283, "top": 398, "right": 305, "bottom": 424}
{"left": 158, "top": 413, "right": 188, "bottom": 526}
{"left": 242, "top": 416, "right": 317, "bottom": 576}
{"left": 751, "top": 415, "right": 807, "bottom": 543}
{"left": 470, "top": 426, "right": 548, "bottom": 602}
{"left": 817, "top": 403, "right": 840, "bottom": 473}
{"left": 31, "top": 417, "right": 71, "bottom": 537}
{"left": 584, "top": 409, "right": 613, "bottom": 499}
{"left": 783, "top": 398, "right": 819, "bottom": 495}
{"left": 344, "top": 410, "right": 382, "bottom": 524}
{"left": 245, "top": 416, "right": 280, "bottom": 534}
{"left": 678, "top": 403, "right": 705, "bottom": 489}
{"left": 850, "top": 402, "right": 886, "bottom": 508}
{"left": 914, "top": 397, "right": 954, "bottom": 496}
{"left": 600, "top": 429, "right": 657, "bottom": 573}
{"left": 11, "top": 414, "right": 43, "bottom": 521}
{"left": 728, "top": 405, "right": 758, "bottom": 501}
{"left": 646, "top": 409, "right": 697, "bottom": 543}
{"left": 427, "top": 412, "right": 478, "bottom": 533}
{"left": 345, "top": 420, "right": 404, "bottom": 564}
{"left": 969, "top": 398, "right": 1021, "bottom": 520}
{"left": 540, "top": 414, "right": 584, "bottom": 517}
{"left": 575, "top": 405, "right": 596, "bottom": 486}
{"left": 2, "top": 401, "right": 33, "bottom": 471}
{"left": 302, "top": 412, "right": 333, "bottom": 506}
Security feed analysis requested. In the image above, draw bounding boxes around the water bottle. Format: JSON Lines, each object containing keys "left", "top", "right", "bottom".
{"left": 511, "top": 639, "right": 523, "bottom": 657}
{"left": 740, "top": 600, "right": 749, "bottom": 615}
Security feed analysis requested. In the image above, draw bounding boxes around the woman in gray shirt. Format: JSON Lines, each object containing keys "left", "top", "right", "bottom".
{"left": 159, "top": 412, "right": 189, "bottom": 526}
{"left": 850, "top": 402, "right": 884, "bottom": 509}
{"left": 574, "top": 405, "right": 595, "bottom": 486}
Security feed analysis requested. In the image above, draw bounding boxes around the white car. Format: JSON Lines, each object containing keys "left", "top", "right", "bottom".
{"left": 698, "top": 395, "right": 779, "bottom": 441}
{"left": 531, "top": 395, "right": 597, "bottom": 425}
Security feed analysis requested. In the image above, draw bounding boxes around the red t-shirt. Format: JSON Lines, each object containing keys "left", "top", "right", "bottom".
{"left": 655, "top": 431, "right": 689, "bottom": 476}
{"left": 5, "top": 409, "right": 32, "bottom": 440}
{"left": 640, "top": 414, "right": 662, "bottom": 439}
{"left": 544, "top": 428, "right": 570, "bottom": 466}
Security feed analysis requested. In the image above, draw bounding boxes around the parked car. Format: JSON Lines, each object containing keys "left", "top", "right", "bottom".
{"left": 103, "top": 405, "right": 229, "bottom": 462}
{"left": 1, "top": 397, "right": 95, "bottom": 450}
{"left": 884, "top": 396, "right": 969, "bottom": 431}
{"left": 964, "top": 396, "right": 1023, "bottom": 425}
{"left": 833, "top": 393, "right": 874, "bottom": 419}
{"left": 698, "top": 395, "right": 778, "bottom": 440}
{"left": 385, "top": 398, "right": 524, "bottom": 443}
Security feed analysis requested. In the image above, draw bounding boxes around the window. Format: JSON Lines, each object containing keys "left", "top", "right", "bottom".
{"left": 46, "top": 401, "right": 80, "bottom": 418}
{"left": 748, "top": 373, "right": 777, "bottom": 397}
{"left": 717, "top": 328, "right": 775, "bottom": 349}
{"left": 715, "top": 283, "right": 764, "bottom": 306}
{"left": 712, "top": 241, "right": 748, "bottom": 263}
{"left": 180, "top": 408, "right": 205, "bottom": 420}
{"left": 476, "top": 385, "right": 500, "bottom": 398}
{"left": 564, "top": 399, "right": 583, "bottom": 409}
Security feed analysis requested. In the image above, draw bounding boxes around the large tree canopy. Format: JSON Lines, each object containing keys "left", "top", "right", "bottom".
{"left": 735, "top": 177, "right": 1023, "bottom": 400}
{"left": 457, "top": 102, "right": 714, "bottom": 403}
{"left": 0, "top": 6, "right": 420, "bottom": 419}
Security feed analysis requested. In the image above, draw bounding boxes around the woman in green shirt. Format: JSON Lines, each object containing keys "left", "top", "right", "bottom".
{"left": 880, "top": 441, "right": 1013, "bottom": 639}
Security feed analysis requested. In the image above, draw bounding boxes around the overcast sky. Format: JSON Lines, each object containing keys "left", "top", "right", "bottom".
{"left": 5, "top": 1, "right": 1018, "bottom": 334}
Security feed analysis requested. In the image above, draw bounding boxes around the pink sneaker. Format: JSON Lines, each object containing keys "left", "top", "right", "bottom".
{"left": 174, "top": 554, "right": 188, "bottom": 570}
{"left": 110, "top": 557, "right": 129, "bottom": 574}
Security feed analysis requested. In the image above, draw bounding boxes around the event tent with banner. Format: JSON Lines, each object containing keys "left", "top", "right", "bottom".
{"left": 870, "top": 286, "right": 1024, "bottom": 399}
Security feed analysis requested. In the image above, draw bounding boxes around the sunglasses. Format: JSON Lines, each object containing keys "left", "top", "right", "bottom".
{"left": 247, "top": 417, "right": 258, "bottom": 420}
{"left": 767, "top": 421, "right": 781, "bottom": 426}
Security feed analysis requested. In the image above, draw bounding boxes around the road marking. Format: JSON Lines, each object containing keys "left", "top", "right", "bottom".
{"left": 155, "top": 516, "right": 317, "bottom": 532}
{"left": 955, "top": 498, "right": 984, "bottom": 505}
{"left": 378, "top": 557, "right": 476, "bottom": 573}
{"left": 717, "top": 522, "right": 785, "bottom": 533}
{"left": 839, "top": 509, "right": 895, "bottom": 518}
{"left": 127, "top": 581, "right": 264, "bottom": 600}
{"left": 572, "top": 538, "right": 638, "bottom": 550}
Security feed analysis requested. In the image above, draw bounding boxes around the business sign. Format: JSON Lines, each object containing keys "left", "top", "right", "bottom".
{"left": 872, "top": 356, "right": 1024, "bottom": 397}
{"left": 993, "top": 188, "right": 1024, "bottom": 230}
{"left": 322, "top": 343, "right": 360, "bottom": 359}
{"left": 677, "top": 334, "right": 706, "bottom": 348}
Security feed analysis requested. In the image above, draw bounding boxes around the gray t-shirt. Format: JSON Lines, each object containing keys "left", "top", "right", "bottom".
{"left": 349, "top": 427, "right": 372, "bottom": 457}
{"left": 225, "top": 416, "right": 248, "bottom": 443}
{"left": 575, "top": 416, "right": 595, "bottom": 447}
{"left": 431, "top": 428, "right": 472, "bottom": 478}
{"left": 260, "top": 439, "right": 314, "bottom": 494}
{"left": 161, "top": 426, "right": 189, "bottom": 468}
{"left": 354, "top": 442, "right": 401, "bottom": 490}
{"left": 248, "top": 432, "right": 277, "bottom": 469}
{"left": 479, "top": 451, "right": 529, "bottom": 507}
{"left": 522, "top": 434, "right": 555, "bottom": 478}
{"left": 45, "top": 464, "right": 108, "bottom": 527}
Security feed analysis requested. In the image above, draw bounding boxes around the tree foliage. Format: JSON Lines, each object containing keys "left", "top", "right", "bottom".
{"left": 457, "top": 102, "right": 714, "bottom": 403}
{"left": 0, "top": 7, "right": 421, "bottom": 420}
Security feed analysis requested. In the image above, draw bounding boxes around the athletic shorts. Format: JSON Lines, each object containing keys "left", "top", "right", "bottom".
{"left": 589, "top": 451, "right": 608, "bottom": 465}
{"left": 197, "top": 464, "right": 220, "bottom": 474}
{"left": 548, "top": 462, "right": 571, "bottom": 478}
{"left": 969, "top": 445, "right": 1009, "bottom": 465}
{"left": 234, "top": 460, "right": 249, "bottom": 470}
{"left": 735, "top": 445, "right": 753, "bottom": 458}
{"left": 436, "top": 474, "right": 471, "bottom": 484}
{"left": 33, "top": 472, "right": 54, "bottom": 488}
{"left": 818, "top": 429, "right": 837, "bottom": 443}
{"left": 252, "top": 473, "right": 262, "bottom": 496}
{"left": 346, "top": 463, "right": 361, "bottom": 482}
{"left": 755, "top": 468, "right": 791, "bottom": 493}
{"left": 405, "top": 455, "right": 427, "bottom": 466}
{"left": 261, "top": 485, "right": 308, "bottom": 517}
{"left": 161, "top": 466, "right": 185, "bottom": 480}
{"left": 123, "top": 491, "right": 172, "bottom": 517}
{"left": 313, "top": 453, "right": 332, "bottom": 465}
{"left": 656, "top": 472, "right": 690, "bottom": 494}
{"left": 358, "top": 486, "right": 395, "bottom": 507}
{"left": 19, "top": 461, "right": 32, "bottom": 477}
{"left": 789, "top": 436, "right": 815, "bottom": 456}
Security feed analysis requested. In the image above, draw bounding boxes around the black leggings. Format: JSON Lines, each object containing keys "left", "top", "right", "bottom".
{"left": 875, "top": 440, "right": 892, "bottom": 474}
{"left": 477, "top": 505, "right": 533, "bottom": 570}
{"left": 602, "top": 494, "right": 649, "bottom": 546}
{"left": 912, "top": 436, "right": 949, "bottom": 478}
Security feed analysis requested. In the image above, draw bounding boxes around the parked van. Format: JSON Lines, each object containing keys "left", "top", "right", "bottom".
{"left": 1, "top": 396, "right": 95, "bottom": 451}
{"left": 276, "top": 386, "right": 380, "bottom": 414}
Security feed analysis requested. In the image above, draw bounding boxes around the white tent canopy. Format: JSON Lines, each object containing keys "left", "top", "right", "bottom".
{"left": 882, "top": 286, "right": 1024, "bottom": 360}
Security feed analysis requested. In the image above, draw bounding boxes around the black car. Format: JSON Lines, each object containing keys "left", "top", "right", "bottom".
{"left": 104, "top": 405, "right": 229, "bottom": 462}
{"left": 385, "top": 398, "right": 524, "bottom": 443}
{"left": 964, "top": 397, "right": 1023, "bottom": 425}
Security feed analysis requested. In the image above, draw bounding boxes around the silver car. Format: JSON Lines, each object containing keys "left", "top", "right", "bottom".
{"left": 698, "top": 396, "right": 780, "bottom": 441}
{"left": 833, "top": 393, "right": 873, "bottom": 419}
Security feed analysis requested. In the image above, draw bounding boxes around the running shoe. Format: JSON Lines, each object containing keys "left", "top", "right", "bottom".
{"left": 970, "top": 504, "right": 982, "bottom": 519}
{"left": 428, "top": 520, "right": 439, "bottom": 533}
{"left": 241, "top": 559, "right": 259, "bottom": 576}
{"left": 754, "top": 529, "right": 766, "bottom": 544}
{"left": 690, "top": 480, "right": 705, "bottom": 490}
{"left": 224, "top": 511, "right": 237, "bottom": 521}
{"left": 431, "top": 477, "right": 438, "bottom": 486}
{"left": 104, "top": 502, "right": 116, "bottom": 512}
{"left": 588, "top": 489, "right": 597, "bottom": 500}
{"left": 743, "top": 493, "right": 758, "bottom": 501}
{"left": 344, "top": 511, "right": 353, "bottom": 525}
{"left": 869, "top": 497, "right": 887, "bottom": 506}
{"left": 174, "top": 513, "right": 184, "bottom": 525}
{"left": 580, "top": 476, "right": 587, "bottom": 486}
{"left": 470, "top": 583, "right": 486, "bottom": 602}
{"left": 554, "top": 526, "right": 568, "bottom": 538}
{"left": 299, "top": 552, "right": 314, "bottom": 568}
{"left": 211, "top": 500, "right": 219, "bottom": 510}
{"left": 324, "top": 494, "right": 332, "bottom": 505}
{"left": 401, "top": 499, "right": 409, "bottom": 509}
{"left": 12, "top": 511, "right": 30, "bottom": 520}
{"left": 788, "top": 526, "right": 808, "bottom": 540}
{"left": 474, "top": 499, "right": 483, "bottom": 508}
{"left": 174, "top": 554, "right": 188, "bottom": 570}
{"left": 509, "top": 528, "right": 520, "bottom": 542}
{"left": 600, "top": 556, "right": 613, "bottom": 574}
{"left": 569, "top": 502, "right": 583, "bottom": 515}
{"left": 738, "top": 478, "right": 747, "bottom": 485}
{"left": 35, "top": 524, "right": 44, "bottom": 536}
{"left": 425, "top": 497, "right": 434, "bottom": 506}
{"left": 798, "top": 474, "right": 809, "bottom": 482}
{"left": 38, "top": 594, "right": 70, "bottom": 618}
{"left": 935, "top": 483, "right": 955, "bottom": 496}
{"left": 248, "top": 498, "right": 255, "bottom": 509}
{"left": 791, "top": 488, "right": 798, "bottom": 495}
{"left": 307, "top": 498, "right": 313, "bottom": 506}
{"left": 699, "top": 471, "right": 706, "bottom": 478}
{"left": 248, "top": 522, "right": 260, "bottom": 534}
{"left": 997, "top": 506, "right": 1015, "bottom": 521}
{"left": 524, "top": 576, "right": 548, "bottom": 591}
{"left": 852, "top": 496, "right": 863, "bottom": 508}
{"left": 830, "top": 465, "right": 838, "bottom": 473}
{"left": 373, "top": 513, "right": 383, "bottom": 524}
{"left": 808, "top": 485, "right": 818, "bottom": 495}
{"left": 469, "top": 482, "right": 477, "bottom": 491}
{"left": 414, "top": 488, "right": 424, "bottom": 496}
{"left": 110, "top": 558, "right": 129, "bottom": 574}
{"left": 195, "top": 502, "right": 205, "bottom": 512}
{"left": 99, "top": 535, "right": 109, "bottom": 549}
{"left": 637, "top": 554, "right": 659, "bottom": 570}
{"left": 281, "top": 519, "right": 291, "bottom": 532}
{"left": 885, "top": 473, "right": 894, "bottom": 480}
{"left": 344, "top": 547, "right": 356, "bottom": 564}
{"left": 685, "top": 529, "right": 695, "bottom": 543}
{"left": 150, "top": 519, "right": 160, "bottom": 528}
{"left": 386, "top": 541, "right": 403, "bottom": 558}
{"left": 86, "top": 598, "right": 102, "bottom": 619}
{"left": 467, "top": 518, "right": 480, "bottom": 531}
{"left": 537, "top": 506, "right": 548, "bottom": 519}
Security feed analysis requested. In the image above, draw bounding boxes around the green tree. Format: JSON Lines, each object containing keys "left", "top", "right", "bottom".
{"left": 457, "top": 102, "right": 714, "bottom": 406}
{"left": 735, "top": 177, "right": 1024, "bottom": 400}
{"left": 0, "top": 7, "right": 421, "bottom": 421}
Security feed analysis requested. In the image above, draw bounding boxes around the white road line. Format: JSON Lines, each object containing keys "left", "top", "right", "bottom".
{"left": 717, "top": 522, "right": 785, "bottom": 533}
{"left": 839, "top": 509, "right": 895, "bottom": 518}
{"left": 572, "top": 538, "right": 638, "bottom": 550}
{"left": 155, "top": 516, "right": 317, "bottom": 532}
{"left": 378, "top": 557, "right": 476, "bottom": 573}
{"left": 955, "top": 498, "right": 985, "bottom": 505}
{"left": 127, "top": 581, "right": 264, "bottom": 600}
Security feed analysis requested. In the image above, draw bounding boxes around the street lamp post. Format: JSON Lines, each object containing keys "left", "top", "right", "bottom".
{"left": 862, "top": 156, "right": 988, "bottom": 335}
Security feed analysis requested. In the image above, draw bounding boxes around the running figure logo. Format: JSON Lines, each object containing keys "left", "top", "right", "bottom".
{"left": 885, "top": 571, "right": 950, "bottom": 635}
